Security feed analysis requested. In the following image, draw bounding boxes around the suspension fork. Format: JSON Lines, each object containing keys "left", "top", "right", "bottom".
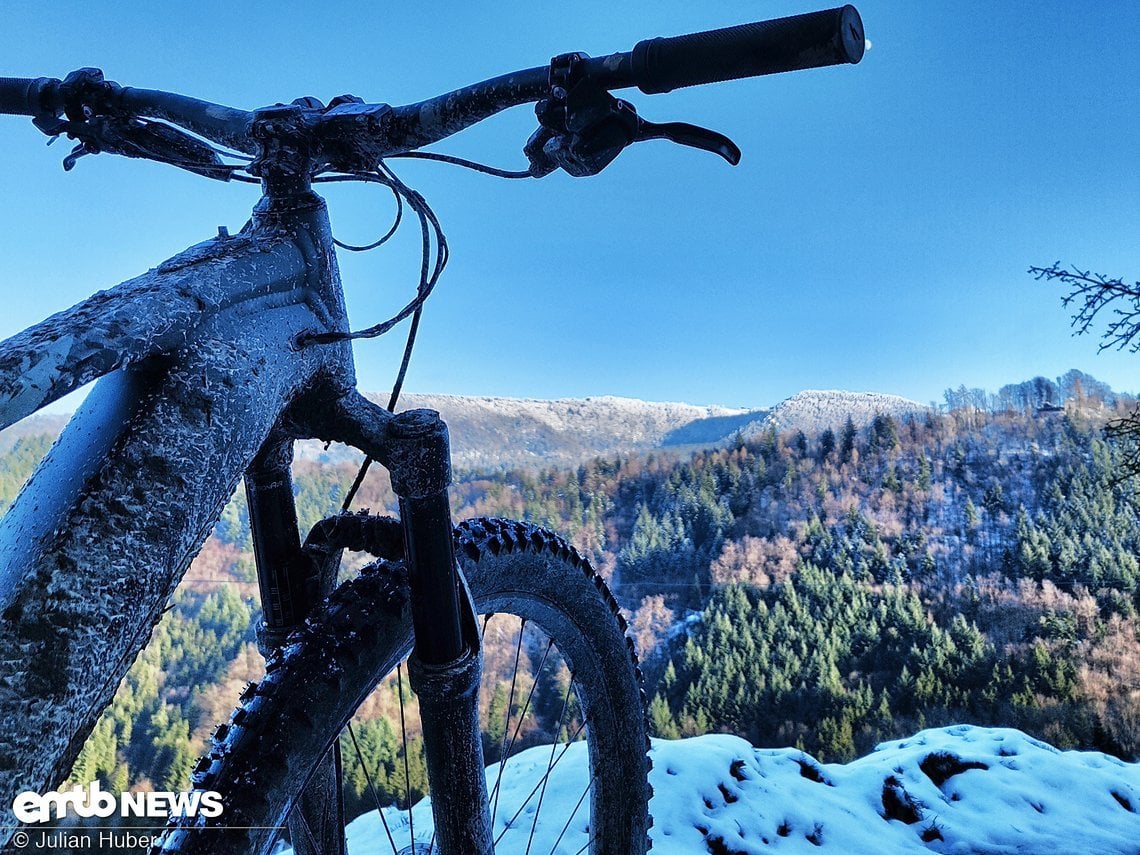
{"left": 386, "top": 408, "right": 494, "bottom": 855}
{"left": 311, "top": 392, "right": 494, "bottom": 854}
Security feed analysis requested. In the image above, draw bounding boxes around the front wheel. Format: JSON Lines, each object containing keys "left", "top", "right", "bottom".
{"left": 155, "top": 517, "right": 652, "bottom": 854}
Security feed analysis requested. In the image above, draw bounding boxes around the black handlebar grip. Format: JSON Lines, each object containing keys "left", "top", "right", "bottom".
{"left": 0, "top": 77, "right": 40, "bottom": 114}
{"left": 0, "top": 76, "right": 60, "bottom": 115}
{"left": 631, "top": 5, "right": 864, "bottom": 95}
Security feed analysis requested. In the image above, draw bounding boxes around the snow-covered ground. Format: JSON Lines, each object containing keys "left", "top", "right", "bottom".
{"left": 332, "top": 725, "right": 1140, "bottom": 854}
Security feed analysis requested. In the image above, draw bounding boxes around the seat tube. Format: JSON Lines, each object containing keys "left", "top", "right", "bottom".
{"left": 389, "top": 408, "right": 493, "bottom": 855}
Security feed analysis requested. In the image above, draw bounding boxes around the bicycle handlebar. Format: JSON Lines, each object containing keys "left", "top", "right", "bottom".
{"left": 116, "top": 87, "right": 255, "bottom": 154}
{"left": 383, "top": 67, "right": 549, "bottom": 154}
{"left": 0, "top": 6, "right": 863, "bottom": 167}
{"left": 387, "top": 5, "right": 863, "bottom": 153}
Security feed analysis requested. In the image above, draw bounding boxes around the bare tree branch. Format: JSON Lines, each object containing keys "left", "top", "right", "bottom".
{"left": 1032, "top": 262, "right": 1140, "bottom": 479}
{"left": 1029, "top": 263, "right": 1140, "bottom": 353}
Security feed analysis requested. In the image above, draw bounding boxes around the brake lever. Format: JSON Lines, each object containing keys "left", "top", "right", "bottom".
{"left": 525, "top": 54, "right": 741, "bottom": 178}
{"left": 525, "top": 97, "right": 741, "bottom": 178}
{"left": 635, "top": 118, "right": 740, "bottom": 166}
{"left": 56, "top": 115, "right": 231, "bottom": 180}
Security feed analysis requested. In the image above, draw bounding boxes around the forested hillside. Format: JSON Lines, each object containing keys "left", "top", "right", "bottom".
{"left": 1, "top": 370, "right": 1137, "bottom": 811}
{"left": 446, "top": 376, "right": 1140, "bottom": 761}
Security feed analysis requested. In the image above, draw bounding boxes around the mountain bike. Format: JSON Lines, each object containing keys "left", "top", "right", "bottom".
{"left": 0, "top": 6, "right": 863, "bottom": 853}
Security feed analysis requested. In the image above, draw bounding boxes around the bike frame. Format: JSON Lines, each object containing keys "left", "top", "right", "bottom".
{"left": 0, "top": 179, "right": 485, "bottom": 850}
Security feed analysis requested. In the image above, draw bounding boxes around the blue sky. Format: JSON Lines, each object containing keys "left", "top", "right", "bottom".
{"left": 1, "top": 1, "right": 1136, "bottom": 410}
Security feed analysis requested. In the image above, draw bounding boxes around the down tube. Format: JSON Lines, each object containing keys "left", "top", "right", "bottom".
{"left": 0, "top": 303, "right": 334, "bottom": 834}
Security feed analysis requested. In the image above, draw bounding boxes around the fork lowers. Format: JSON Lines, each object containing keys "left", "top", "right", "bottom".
{"left": 408, "top": 638, "right": 495, "bottom": 854}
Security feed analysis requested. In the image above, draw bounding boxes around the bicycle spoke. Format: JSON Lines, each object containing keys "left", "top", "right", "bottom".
{"left": 291, "top": 799, "right": 321, "bottom": 855}
{"left": 504, "top": 638, "right": 552, "bottom": 758}
{"left": 550, "top": 778, "right": 592, "bottom": 854}
{"left": 492, "top": 617, "right": 527, "bottom": 826}
{"left": 526, "top": 669, "right": 575, "bottom": 855}
{"left": 488, "top": 636, "right": 553, "bottom": 808}
{"left": 496, "top": 717, "right": 587, "bottom": 848}
{"left": 346, "top": 721, "right": 399, "bottom": 855}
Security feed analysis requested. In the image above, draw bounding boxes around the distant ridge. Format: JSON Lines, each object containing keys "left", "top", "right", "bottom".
{"left": 757, "top": 389, "right": 930, "bottom": 437}
{"left": 377, "top": 393, "right": 765, "bottom": 470}
{"left": 336, "top": 390, "right": 927, "bottom": 469}
{"left": 2, "top": 390, "right": 932, "bottom": 471}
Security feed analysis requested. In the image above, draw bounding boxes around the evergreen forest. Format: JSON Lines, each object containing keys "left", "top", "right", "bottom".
{"left": 2, "top": 370, "right": 1139, "bottom": 830}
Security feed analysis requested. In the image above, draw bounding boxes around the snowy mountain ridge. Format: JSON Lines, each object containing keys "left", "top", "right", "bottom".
{"left": 758, "top": 389, "right": 931, "bottom": 437}
{"left": 5, "top": 389, "right": 931, "bottom": 470}
{"left": 300, "top": 389, "right": 928, "bottom": 469}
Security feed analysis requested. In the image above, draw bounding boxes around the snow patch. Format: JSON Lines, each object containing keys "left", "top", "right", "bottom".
{"left": 296, "top": 725, "right": 1140, "bottom": 853}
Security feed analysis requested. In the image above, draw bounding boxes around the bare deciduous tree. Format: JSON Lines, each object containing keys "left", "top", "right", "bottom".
{"left": 1031, "top": 263, "right": 1140, "bottom": 478}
